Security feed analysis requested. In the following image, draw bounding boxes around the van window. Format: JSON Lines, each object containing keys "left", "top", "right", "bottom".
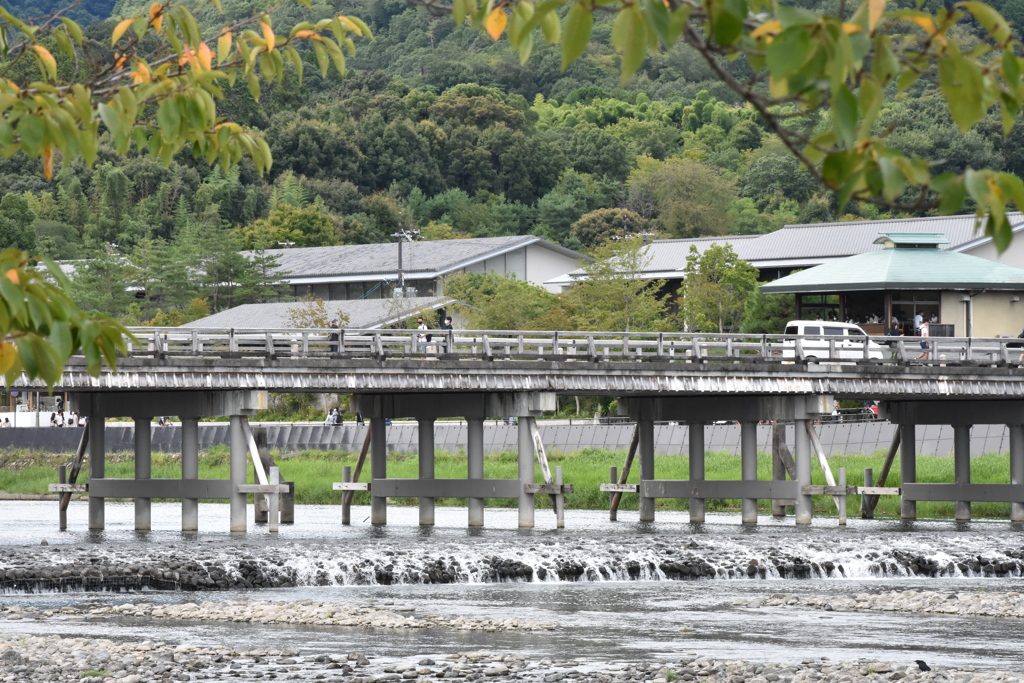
{"left": 785, "top": 326, "right": 798, "bottom": 335}
{"left": 803, "top": 326, "right": 821, "bottom": 335}
{"left": 823, "top": 326, "right": 846, "bottom": 336}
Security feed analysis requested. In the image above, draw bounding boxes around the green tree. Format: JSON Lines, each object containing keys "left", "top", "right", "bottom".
{"left": 0, "top": 194, "right": 37, "bottom": 252}
{"left": 679, "top": 243, "right": 759, "bottom": 333}
{"left": 570, "top": 208, "right": 648, "bottom": 248}
{"left": 739, "top": 288, "right": 796, "bottom": 335}
{"left": 627, "top": 156, "right": 734, "bottom": 238}
{"left": 741, "top": 155, "right": 819, "bottom": 209}
{"left": 559, "top": 238, "right": 668, "bottom": 332}
{"left": 443, "top": 271, "right": 557, "bottom": 330}
{"left": 70, "top": 249, "right": 135, "bottom": 318}
{"left": 237, "top": 203, "right": 337, "bottom": 249}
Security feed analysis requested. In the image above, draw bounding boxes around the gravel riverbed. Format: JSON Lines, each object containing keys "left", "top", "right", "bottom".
{"left": 3, "top": 634, "right": 1023, "bottom": 683}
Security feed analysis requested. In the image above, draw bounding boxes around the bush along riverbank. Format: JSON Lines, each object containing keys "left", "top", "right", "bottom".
{"left": 0, "top": 446, "right": 1020, "bottom": 519}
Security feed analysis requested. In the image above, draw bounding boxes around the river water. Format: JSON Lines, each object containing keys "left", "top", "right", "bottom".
{"left": 2, "top": 501, "right": 1024, "bottom": 671}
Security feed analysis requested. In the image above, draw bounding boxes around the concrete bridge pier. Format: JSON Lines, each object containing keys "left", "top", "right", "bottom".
{"left": 353, "top": 392, "right": 554, "bottom": 529}
{"left": 741, "top": 421, "right": 758, "bottom": 524}
{"left": 418, "top": 418, "right": 435, "bottom": 526}
{"left": 954, "top": 424, "right": 972, "bottom": 521}
{"left": 229, "top": 416, "right": 247, "bottom": 532}
{"left": 468, "top": 418, "right": 484, "bottom": 526}
{"left": 371, "top": 416, "right": 388, "bottom": 525}
{"left": 1011, "top": 425, "right": 1024, "bottom": 522}
{"left": 620, "top": 396, "right": 829, "bottom": 526}
{"left": 88, "top": 412, "right": 104, "bottom": 530}
{"left": 134, "top": 417, "right": 151, "bottom": 531}
{"left": 638, "top": 418, "right": 655, "bottom": 522}
{"left": 181, "top": 417, "right": 199, "bottom": 531}
{"left": 688, "top": 422, "right": 705, "bottom": 523}
{"left": 883, "top": 401, "right": 1024, "bottom": 523}
{"left": 72, "top": 391, "right": 264, "bottom": 533}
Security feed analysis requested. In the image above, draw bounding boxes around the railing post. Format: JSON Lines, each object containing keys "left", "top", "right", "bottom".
{"left": 861, "top": 467, "right": 873, "bottom": 519}
{"left": 609, "top": 466, "right": 618, "bottom": 521}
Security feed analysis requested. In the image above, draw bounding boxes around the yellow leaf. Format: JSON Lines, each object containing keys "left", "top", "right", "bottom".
{"left": 842, "top": 22, "right": 862, "bottom": 33}
{"left": 261, "top": 21, "right": 275, "bottom": 51}
{"left": 0, "top": 342, "right": 16, "bottom": 377}
{"left": 4, "top": 269, "right": 19, "bottom": 284}
{"left": 131, "top": 59, "right": 152, "bottom": 84}
{"left": 42, "top": 145, "right": 53, "bottom": 181}
{"left": 486, "top": 7, "right": 508, "bottom": 40}
{"left": 197, "top": 42, "right": 213, "bottom": 70}
{"left": 293, "top": 30, "right": 319, "bottom": 39}
{"left": 750, "top": 20, "right": 782, "bottom": 39}
{"left": 868, "top": 0, "right": 885, "bottom": 32}
{"left": 337, "top": 15, "right": 363, "bottom": 36}
{"left": 111, "top": 17, "right": 133, "bottom": 45}
{"left": 32, "top": 45, "right": 57, "bottom": 79}
{"left": 911, "top": 16, "right": 936, "bottom": 34}
{"left": 148, "top": 2, "right": 161, "bottom": 19}
{"left": 217, "top": 31, "right": 232, "bottom": 64}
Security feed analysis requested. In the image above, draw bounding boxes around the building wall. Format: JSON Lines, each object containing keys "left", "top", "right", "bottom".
{"left": 940, "top": 291, "right": 1023, "bottom": 337}
{"left": 963, "top": 235, "right": 1024, "bottom": 269}
{"left": 526, "top": 244, "right": 582, "bottom": 293}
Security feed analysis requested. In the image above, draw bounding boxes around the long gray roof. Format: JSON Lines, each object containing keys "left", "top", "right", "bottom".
{"left": 545, "top": 213, "right": 1024, "bottom": 284}
{"left": 259, "top": 236, "right": 585, "bottom": 280}
{"left": 181, "top": 297, "right": 450, "bottom": 330}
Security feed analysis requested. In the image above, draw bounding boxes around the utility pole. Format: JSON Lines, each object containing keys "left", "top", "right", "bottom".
{"left": 391, "top": 223, "right": 421, "bottom": 297}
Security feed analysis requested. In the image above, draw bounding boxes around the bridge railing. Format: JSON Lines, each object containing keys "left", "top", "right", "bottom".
{"left": 122, "top": 327, "right": 1023, "bottom": 366}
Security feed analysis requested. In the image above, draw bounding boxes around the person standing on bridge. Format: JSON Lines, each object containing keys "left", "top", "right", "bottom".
{"left": 441, "top": 315, "right": 453, "bottom": 353}
{"left": 328, "top": 319, "right": 340, "bottom": 353}
{"left": 416, "top": 317, "right": 429, "bottom": 354}
{"left": 916, "top": 320, "right": 930, "bottom": 359}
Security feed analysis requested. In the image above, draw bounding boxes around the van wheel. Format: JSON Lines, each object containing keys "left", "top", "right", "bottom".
{"left": 804, "top": 356, "right": 818, "bottom": 363}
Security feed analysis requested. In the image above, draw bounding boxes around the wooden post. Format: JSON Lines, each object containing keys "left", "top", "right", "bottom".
{"left": 609, "top": 426, "right": 639, "bottom": 516}
{"left": 554, "top": 465, "right": 565, "bottom": 528}
{"left": 269, "top": 466, "right": 280, "bottom": 533}
{"left": 342, "top": 466, "right": 351, "bottom": 525}
{"left": 861, "top": 467, "right": 874, "bottom": 519}
{"left": 609, "top": 466, "right": 618, "bottom": 521}
{"left": 343, "top": 428, "right": 371, "bottom": 507}
{"left": 57, "top": 465, "right": 67, "bottom": 530}
{"left": 865, "top": 430, "right": 900, "bottom": 515}
{"left": 529, "top": 418, "right": 558, "bottom": 512}
{"left": 838, "top": 467, "right": 847, "bottom": 525}
{"left": 772, "top": 424, "right": 787, "bottom": 517}
{"left": 805, "top": 421, "right": 842, "bottom": 513}
{"left": 60, "top": 427, "right": 89, "bottom": 513}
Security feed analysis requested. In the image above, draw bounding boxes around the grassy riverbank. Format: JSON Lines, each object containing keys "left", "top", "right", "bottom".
{"left": 0, "top": 446, "right": 1015, "bottom": 519}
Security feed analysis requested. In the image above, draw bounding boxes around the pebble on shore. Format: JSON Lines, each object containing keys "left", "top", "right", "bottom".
{"left": 736, "top": 590, "right": 1024, "bottom": 619}
{"left": 2, "top": 635, "right": 1024, "bottom": 683}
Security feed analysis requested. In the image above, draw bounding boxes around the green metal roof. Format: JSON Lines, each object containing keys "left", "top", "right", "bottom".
{"left": 760, "top": 246, "right": 1024, "bottom": 293}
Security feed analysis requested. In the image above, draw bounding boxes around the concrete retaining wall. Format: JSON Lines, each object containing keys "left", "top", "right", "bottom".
{"left": 0, "top": 421, "right": 1013, "bottom": 457}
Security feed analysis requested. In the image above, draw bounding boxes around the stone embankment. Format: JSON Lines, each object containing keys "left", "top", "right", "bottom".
{"left": 2, "top": 635, "right": 1023, "bottom": 683}
{"left": 3, "top": 541, "right": 1024, "bottom": 593}
{"left": 737, "top": 590, "right": 1024, "bottom": 619}
{"left": 0, "top": 600, "right": 553, "bottom": 632}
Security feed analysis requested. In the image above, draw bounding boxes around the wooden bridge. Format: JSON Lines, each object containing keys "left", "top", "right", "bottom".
{"left": 21, "top": 327, "right": 1024, "bottom": 533}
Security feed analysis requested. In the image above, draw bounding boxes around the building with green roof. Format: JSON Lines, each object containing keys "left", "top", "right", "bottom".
{"left": 759, "top": 233, "right": 1024, "bottom": 337}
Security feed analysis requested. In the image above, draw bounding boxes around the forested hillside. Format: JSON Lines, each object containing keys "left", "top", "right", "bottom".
{"left": 1, "top": 0, "right": 1022, "bottom": 327}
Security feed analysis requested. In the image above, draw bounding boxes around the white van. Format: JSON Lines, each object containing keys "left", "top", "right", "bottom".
{"left": 779, "top": 320, "right": 885, "bottom": 361}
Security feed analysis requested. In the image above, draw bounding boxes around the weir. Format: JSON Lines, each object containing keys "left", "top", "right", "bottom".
{"left": 20, "top": 327, "right": 1024, "bottom": 531}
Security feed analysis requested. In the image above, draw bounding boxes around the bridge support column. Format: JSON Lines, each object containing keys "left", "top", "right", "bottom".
{"left": 88, "top": 414, "right": 105, "bottom": 530}
{"left": 468, "top": 417, "right": 484, "bottom": 527}
{"left": 794, "top": 419, "right": 812, "bottom": 525}
{"left": 638, "top": 418, "right": 655, "bottom": 522}
{"left": 900, "top": 423, "right": 917, "bottom": 520}
{"left": 229, "top": 416, "right": 247, "bottom": 532}
{"left": 1012, "top": 425, "right": 1024, "bottom": 522}
{"left": 688, "top": 422, "right": 705, "bottom": 523}
{"left": 181, "top": 417, "right": 199, "bottom": 531}
{"left": 954, "top": 424, "right": 972, "bottom": 521}
{"left": 419, "top": 418, "right": 435, "bottom": 527}
{"left": 518, "top": 417, "right": 535, "bottom": 528}
{"left": 371, "top": 417, "right": 388, "bottom": 525}
{"left": 741, "top": 421, "right": 758, "bottom": 524}
{"left": 134, "top": 417, "right": 151, "bottom": 531}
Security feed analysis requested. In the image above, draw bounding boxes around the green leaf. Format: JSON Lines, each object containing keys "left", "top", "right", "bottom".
{"left": 313, "top": 40, "right": 329, "bottom": 77}
{"left": 156, "top": 99, "right": 180, "bottom": 138}
{"left": 778, "top": 5, "right": 820, "bottom": 27}
{"left": 59, "top": 17, "right": 84, "bottom": 45}
{"left": 711, "top": 0, "right": 747, "bottom": 46}
{"left": 938, "top": 49, "right": 987, "bottom": 131}
{"left": 16, "top": 114, "right": 45, "bottom": 155}
{"left": 857, "top": 74, "right": 883, "bottom": 138}
{"left": 453, "top": 0, "right": 467, "bottom": 26}
{"left": 766, "top": 29, "right": 812, "bottom": 79}
{"left": 877, "top": 156, "right": 905, "bottom": 201}
{"left": 540, "top": 4, "right": 560, "bottom": 43}
{"left": 285, "top": 45, "right": 304, "bottom": 85}
{"left": 870, "top": 34, "right": 899, "bottom": 85}
{"left": 54, "top": 29, "right": 73, "bottom": 59}
{"left": 931, "top": 173, "right": 966, "bottom": 215}
{"left": 561, "top": 2, "right": 593, "bottom": 72}
{"left": 832, "top": 83, "right": 857, "bottom": 146}
{"left": 962, "top": 1, "right": 1011, "bottom": 45}
{"left": 612, "top": 7, "right": 647, "bottom": 83}
{"left": 247, "top": 71, "right": 261, "bottom": 101}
